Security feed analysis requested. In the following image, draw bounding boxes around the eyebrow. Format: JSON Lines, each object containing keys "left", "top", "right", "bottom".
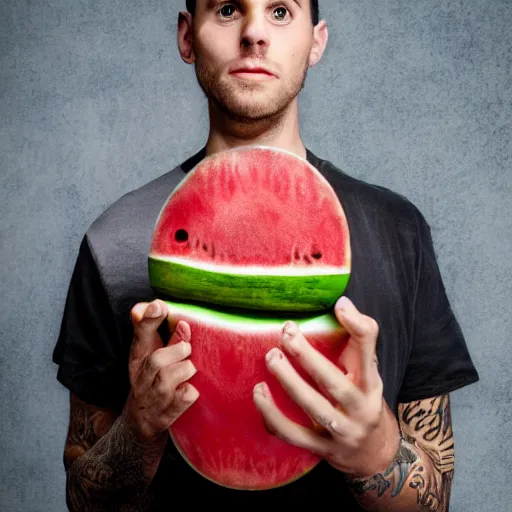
{"left": 206, "top": 0, "right": 303, "bottom": 9}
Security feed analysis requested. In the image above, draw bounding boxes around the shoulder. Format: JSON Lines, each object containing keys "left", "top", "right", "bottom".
{"left": 88, "top": 149, "right": 205, "bottom": 240}
{"left": 83, "top": 148, "right": 205, "bottom": 270}
{"left": 309, "top": 151, "right": 429, "bottom": 236}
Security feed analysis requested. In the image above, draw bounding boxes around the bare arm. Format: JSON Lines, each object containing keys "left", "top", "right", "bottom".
{"left": 344, "top": 394, "right": 454, "bottom": 511}
{"left": 64, "top": 392, "right": 167, "bottom": 512}
{"left": 62, "top": 299, "right": 199, "bottom": 511}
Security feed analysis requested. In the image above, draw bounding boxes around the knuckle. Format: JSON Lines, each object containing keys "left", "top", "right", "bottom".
{"left": 130, "top": 302, "right": 147, "bottom": 320}
{"left": 168, "top": 360, "right": 195, "bottom": 387}
{"left": 330, "top": 386, "right": 357, "bottom": 409}
{"left": 369, "top": 318, "right": 379, "bottom": 336}
{"left": 375, "top": 377, "right": 384, "bottom": 395}
{"left": 325, "top": 385, "right": 341, "bottom": 400}
{"left": 185, "top": 359, "right": 197, "bottom": 376}
{"left": 329, "top": 387, "right": 351, "bottom": 407}
{"left": 362, "top": 316, "right": 378, "bottom": 337}
{"left": 173, "top": 340, "right": 191, "bottom": 358}
{"left": 366, "top": 403, "right": 382, "bottom": 429}
{"left": 366, "top": 414, "right": 380, "bottom": 431}
{"left": 167, "top": 386, "right": 197, "bottom": 421}
{"left": 154, "top": 372, "right": 171, "bottom": 395}
{"left": 352, "top": 426, "right": 367, "bottom": 446}
{"left": 174, "top": 385, "right": 191, "bottom": 403}
{"left": 345, "top": 435, "right": 360, "bottom": 451}
{"left": 313, "top": 412, "right": 331, "bottom": 428}
{"left": 146, "top": 351, "right": 164, "bottom": 373}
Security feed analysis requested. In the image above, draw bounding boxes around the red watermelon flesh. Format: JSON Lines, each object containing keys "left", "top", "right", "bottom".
{"left": 165, "top": 300, "right": 349, "bottom": 491}
{"left": 148, "top": 146, "right": 351, "bottom": 312}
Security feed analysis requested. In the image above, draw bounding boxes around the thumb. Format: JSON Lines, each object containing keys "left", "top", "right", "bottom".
{"left": 130, "top": 299, "right": 168, "bottom": 362}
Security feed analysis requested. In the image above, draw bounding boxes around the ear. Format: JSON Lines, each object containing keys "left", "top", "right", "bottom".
{"left": 308, "top": 20, "right": 328, "bottom": 67}
{"left": 177, "top": 11, "right": 195, "bottom": 64}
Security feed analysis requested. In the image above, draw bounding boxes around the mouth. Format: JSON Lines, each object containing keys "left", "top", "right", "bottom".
{"left": 229, "top": 64, "right": 277, "bottom": 80}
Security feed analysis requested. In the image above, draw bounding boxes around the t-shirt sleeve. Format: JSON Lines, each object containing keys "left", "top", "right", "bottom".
{"left": 397, "top": 211, "right": 479, "bottom": 403}
{"left": 52, "top": 234, "right": 127, "bottom": 411}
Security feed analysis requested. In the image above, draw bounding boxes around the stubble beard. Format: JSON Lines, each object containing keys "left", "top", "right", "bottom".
{"left": 193, "top": 55, "right": 310, "bottom": 124}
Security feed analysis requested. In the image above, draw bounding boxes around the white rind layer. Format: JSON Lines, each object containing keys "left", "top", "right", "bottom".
{"left": 150, "top": 254, "right": 350, "bottom": 277}
{"left": 165, "top": 300, "right": 344, "bottom": 334}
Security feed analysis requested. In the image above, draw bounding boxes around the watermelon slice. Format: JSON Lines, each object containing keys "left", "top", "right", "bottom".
{"left": 165, "top": 300, "right": 349, "bottom": 490}
{"left": 149, "top": 146, "right": 351, "bottom": 313}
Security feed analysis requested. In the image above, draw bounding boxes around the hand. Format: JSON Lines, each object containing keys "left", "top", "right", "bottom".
{"left": 123, "top": 299, "right": 199, "bottom": 443}
{"left": 252, "top": 296, "right": 401, "bottom": 478}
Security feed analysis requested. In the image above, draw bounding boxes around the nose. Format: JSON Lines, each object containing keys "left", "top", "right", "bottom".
{"left": 240, "top": 10, "right": 270, "bottom": 52}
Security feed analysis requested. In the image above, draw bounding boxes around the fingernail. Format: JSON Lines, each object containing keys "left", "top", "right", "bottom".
{"left": 176, "top": 321, "right": 187, "bottom": 340}
{"left": 253, "top": 382, "right": 269, "bottom": 399}
{"left": 281, "top": 322, "right": 300, "bottom": 355}
{"left": 281, "top": 321, "right": 297, "bottom": 340}
{"left": 265, "top": 347, "right": 283, "bottom": 363}
{"left": 145, "top": 302, "right": 161, "bottom": 318}
{"left": 337, "top": 296, "right": 351, "bottom": 311}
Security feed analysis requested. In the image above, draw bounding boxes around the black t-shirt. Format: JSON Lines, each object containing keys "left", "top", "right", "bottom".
{"left": 53, "top": 147, "right": 479, "bottom": 508}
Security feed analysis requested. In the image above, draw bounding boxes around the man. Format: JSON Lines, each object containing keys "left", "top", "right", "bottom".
{"left": 53, "top": 1, "right": 479, "bottom": 510}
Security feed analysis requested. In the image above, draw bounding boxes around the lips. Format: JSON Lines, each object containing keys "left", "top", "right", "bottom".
{"left": 229, "top": 62, "right": 276, "bottom": 78}
{"left": 232, "top": 68, "right": 273, "bottom": 75}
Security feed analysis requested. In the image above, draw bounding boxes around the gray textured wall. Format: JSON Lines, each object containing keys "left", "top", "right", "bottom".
{"left": 1, "top": 1, "right": 510, "bottom": 510}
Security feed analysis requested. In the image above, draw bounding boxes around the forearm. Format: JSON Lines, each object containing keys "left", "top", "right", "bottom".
{"left": 344, "top": 435, "right": 452, "bottom": 512}
{"left": 65, "top": 412, "right": 167, "bottom": 512}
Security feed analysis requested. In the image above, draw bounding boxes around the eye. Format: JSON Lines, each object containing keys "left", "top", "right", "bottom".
{"left": 272, "top": 6, "right": 289, "bottom": 21}
{"left": 219, "top": 3, "right": 237, "bottom": 18}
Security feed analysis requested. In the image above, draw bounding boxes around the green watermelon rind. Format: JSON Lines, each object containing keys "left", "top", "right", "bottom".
{"left": 163, "top": 298, "right": 345, "bottom": 331}
{"left": 149, "top": 256, "right": 351, "bottom": 313}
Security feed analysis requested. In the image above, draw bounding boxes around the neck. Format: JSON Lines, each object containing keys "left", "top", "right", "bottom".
{"left": 204, "top": 99, "right": 307, "bottom": 160}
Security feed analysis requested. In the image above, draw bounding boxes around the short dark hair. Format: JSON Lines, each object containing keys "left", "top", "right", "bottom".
{"left": 185, "top": 1, "right": 320, "bottom": 26}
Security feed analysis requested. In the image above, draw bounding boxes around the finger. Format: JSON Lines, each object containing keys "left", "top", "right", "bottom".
{"left": 334, "top": 296, "right": 381, "bottom": 393}
{"left": 168, "top": 319, "right": 191, "bottom": 346}
{"left": 155, "top": 359, "right": 197, "bottom": 395}
{"left": 130, "top": 300, "right": 168, "bottom": 361}
{"left": 166, "top": 383, "right": 200, "bottom": 426}
{"left": 253, "top": 381, "right": 333, "bottom": 457}
{"left": 279, "top": 321, "right": 365, "bottom": 411}
{"left": 143, "top": 341, "right": 193, "bottom": 384}
{"left": 264, "top": 347, "right": 353, "bottom": 438}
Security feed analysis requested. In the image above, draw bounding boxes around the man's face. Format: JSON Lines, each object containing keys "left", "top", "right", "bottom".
{"left": 186, "top": 0, "right": 321, "bottom": 122}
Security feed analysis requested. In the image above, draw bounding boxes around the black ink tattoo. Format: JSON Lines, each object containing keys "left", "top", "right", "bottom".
{"left": 64, "top": 393, "right": 160, "bottom": 512}
{"left": 345, "top": 437, "right": 418, "bottom": 497}
{"left": 399, "top": 394, "right": 455, "bottom": 511}
{"left": 400, "top": 394, "right": 454, "bottom": 474}
{"left": 345, "top": 395, "right": 454, "bottom": 512}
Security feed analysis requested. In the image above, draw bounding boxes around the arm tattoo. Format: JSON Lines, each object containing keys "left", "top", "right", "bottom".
{"left": 63, "top": 394, "right": 117, "bottom": 470}
{"left": 345, "top": 394, "right": 454, "bottom": 512}
{"left": 64, "top": 394, "right": 160, "bottom": 512}
{"left": 399, "top": 394, "right": 454, "bottom": 511}
{"left": 400, "top": 394, "right": 454, "bottom": 474}
{"left": 345, "top": 437, "right": 418, "bottom": 498}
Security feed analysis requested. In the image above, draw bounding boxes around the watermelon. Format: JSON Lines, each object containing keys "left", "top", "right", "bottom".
{"left": 149, "top": 146, "right": 351, "bottom": 313}
{"left": 165, "top": 300, "right": 349, "bottom": 490}
{"left": 147, "top": 145, "right": 352, "bottom": 490}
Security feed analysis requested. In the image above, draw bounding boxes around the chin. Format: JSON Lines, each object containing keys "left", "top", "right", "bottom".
{"left": 217, "top": 88, "right": 295, "bottom": 121}
{"left": 219, "top": 100, "right": 288, "bottom": 122}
